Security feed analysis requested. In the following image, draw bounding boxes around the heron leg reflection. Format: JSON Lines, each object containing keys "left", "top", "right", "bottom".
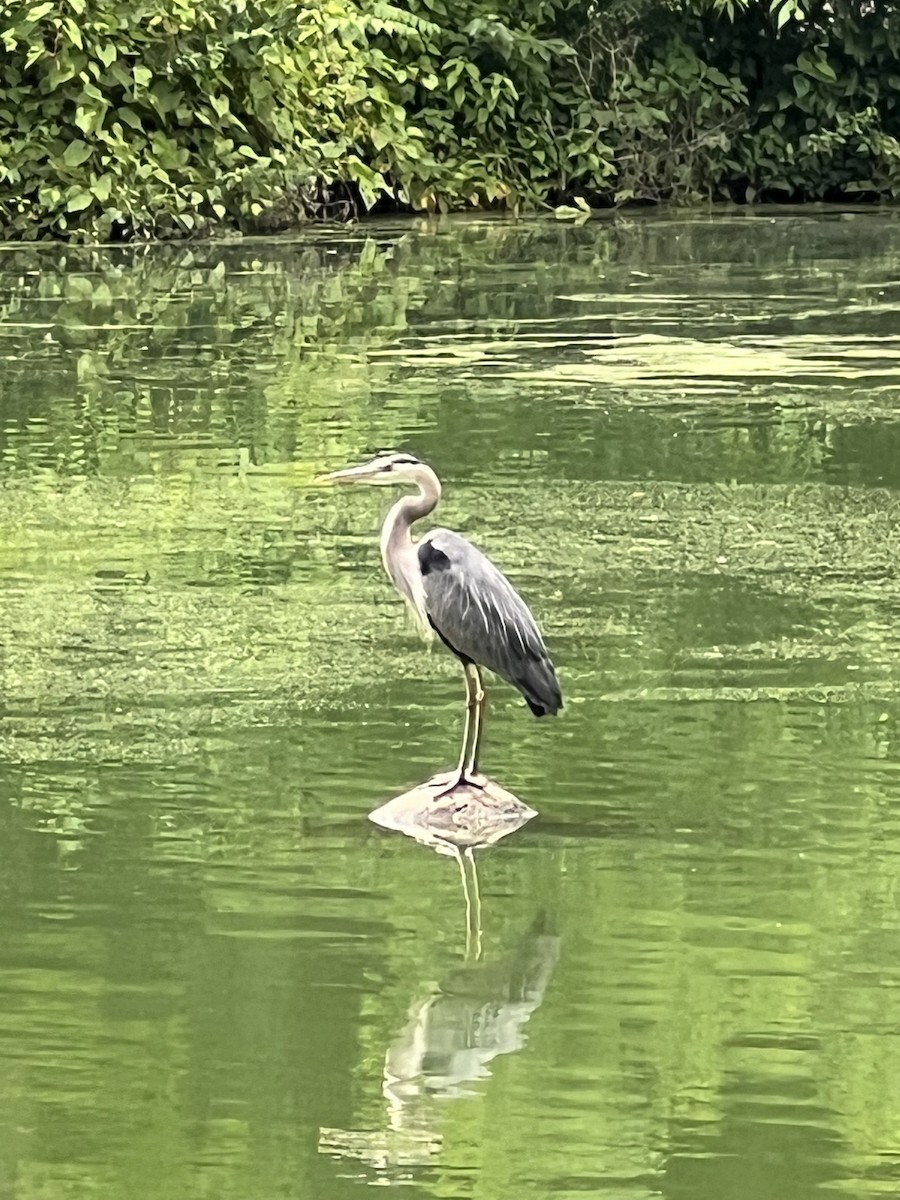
{"left": 465, "top": 846, "right": 483, "bottom": 961}
{"left": 456, "top": 846, "right": 483, "bottom": 963}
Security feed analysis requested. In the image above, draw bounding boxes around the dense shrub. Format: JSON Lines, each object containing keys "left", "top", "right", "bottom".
{"left": 721, "top": 0, "right": 900, "bottom": 201}
{"left": 1, "top": 0, "right": 900, "bottom": 240}
{"left": 0, "top": 0, "right": 606, "bottom": 239}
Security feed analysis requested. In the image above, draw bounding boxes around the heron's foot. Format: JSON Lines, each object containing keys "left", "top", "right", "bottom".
{"left": 429, "top": 770, "right": 487, "bottom": 799}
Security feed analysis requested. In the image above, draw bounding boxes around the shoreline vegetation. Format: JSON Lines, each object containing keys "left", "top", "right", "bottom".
{"left": 2, "top": 0, "right": 899, "bottom": 242}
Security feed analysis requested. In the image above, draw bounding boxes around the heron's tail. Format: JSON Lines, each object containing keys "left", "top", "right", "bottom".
{"left": 514, "top": 655, "right": 563, "bottom": 718}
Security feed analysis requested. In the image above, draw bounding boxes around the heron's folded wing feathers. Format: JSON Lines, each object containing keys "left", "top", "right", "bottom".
{"left": 418, "top": 529, "right": 554, "bottom": 689}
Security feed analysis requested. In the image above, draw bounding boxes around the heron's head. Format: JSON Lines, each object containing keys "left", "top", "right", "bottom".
{"left": 319, "top": 451, "right": 425, "bottom": 487}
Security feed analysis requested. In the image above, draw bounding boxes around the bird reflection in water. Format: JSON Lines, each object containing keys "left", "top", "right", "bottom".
{"left": 318, "top": 793, "right": 558, "bottom": 1176}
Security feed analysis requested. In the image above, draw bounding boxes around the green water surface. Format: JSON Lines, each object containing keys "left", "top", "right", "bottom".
{"left": 3, "top": 213, "right": 900, "bottom": 1199}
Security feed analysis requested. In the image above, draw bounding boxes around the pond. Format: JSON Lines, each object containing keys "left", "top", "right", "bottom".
{"left": 3, "top": 211, "right": 900, "bottom": 1199}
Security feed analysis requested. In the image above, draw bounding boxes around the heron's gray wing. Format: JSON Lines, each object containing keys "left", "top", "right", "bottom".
{"left": 418, "top": 529, "right": 562, "bottom": 716}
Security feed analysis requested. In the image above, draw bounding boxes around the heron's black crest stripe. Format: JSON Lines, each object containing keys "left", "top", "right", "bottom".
{"left": 372, "top": 449, "right": 419, "bottom": 464}
{"left": 418, "top": 541, "right": 451, "bottom": 576}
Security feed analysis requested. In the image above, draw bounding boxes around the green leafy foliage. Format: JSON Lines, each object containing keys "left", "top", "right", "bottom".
{"left": 720, "top": 0, "right": 900, "bottom": 200}
{"left": 0, "top": 0, "right": 899, "bottom": 239}
{"left": 571, "top": 0, "right": 900, "bottom": 204}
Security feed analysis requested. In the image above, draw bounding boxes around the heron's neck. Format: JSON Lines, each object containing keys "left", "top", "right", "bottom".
{"left": 380, "top": 466, "right": 441, "bottom": 587}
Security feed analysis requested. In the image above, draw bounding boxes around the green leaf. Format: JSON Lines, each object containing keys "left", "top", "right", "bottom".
{"left": 108, "top": 61, "right": 132, "bottom": 88}
{"left": 25, "top": 2, "right": 54, "bottom": 21}
{"left": 798, "top": 50, "right": 837, "bottom": 83}
{"left": 794, "top": 73, "right": 811, "bottom": 98}
{"left": 74, "top": 104, "right": 94, "bottom": 134}
{"left": 554, "top": 203, "right": 589, "bottom": 222}
{"left": 775, "top": 0, "right": 795, "bottom": 29}
{"left": 63, "top": 16, "right": 82, "bottom": 47}
{"left": 66, "top": 188, "right": 93, "bottom": 211}
{"left": 356, "top": 181, "right": 379, "bottom": 210}
{"left": 38, "top": 184, "right": 61, "bottom": 206}
{"left": 133, "top": 64, "right": 152, "bottom": 88}
{"left": 118, "top": 107, "right": 142, "bottom": 129}
{"left": 816, "top": 58, "right": 837, "bottom": 83}
{"left": 62, "top": 139, "right": 92, "bottom": 167}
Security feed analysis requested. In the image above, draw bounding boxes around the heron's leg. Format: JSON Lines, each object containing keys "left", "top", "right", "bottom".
{"left": 452, "top": 662, "right": 478, "bottom": 781}
{"left": 465, "top": 664, "right": 486, "bottom": 777}
{"left": 433, "top": 663, "right": 480, "bottom": 796}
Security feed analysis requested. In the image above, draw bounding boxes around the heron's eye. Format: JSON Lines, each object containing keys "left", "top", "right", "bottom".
{"left": 382, "top": 463, "right": 394, "bottom": 472}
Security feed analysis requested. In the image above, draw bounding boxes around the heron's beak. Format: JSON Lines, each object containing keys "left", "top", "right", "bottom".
{"left": 315, "top": 462, "right": 376, "bottom": 485}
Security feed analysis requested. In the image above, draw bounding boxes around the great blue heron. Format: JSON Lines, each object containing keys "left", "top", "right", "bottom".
{"left": 321, "top": 452, "right": 562, "bottom": 790}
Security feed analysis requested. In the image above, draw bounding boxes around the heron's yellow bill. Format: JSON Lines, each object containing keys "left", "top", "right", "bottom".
{"left": 315, "top": 462, "right": 380, "bottom": 485}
